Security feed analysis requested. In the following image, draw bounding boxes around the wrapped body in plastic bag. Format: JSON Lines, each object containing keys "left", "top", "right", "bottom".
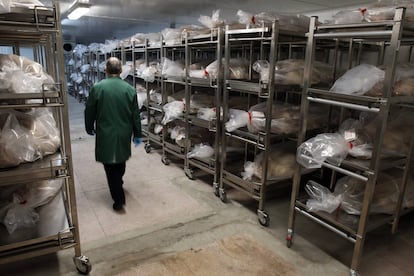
{"left": 253, "top": 59, "right": 333, "bottom": 85}
{"left": 225, "top": 102, "right": 330, "bottom": 135}
{"left": 162, "top": 28, "right": 182, "bottom": 46}
{"left": 187, "top": 143, "right": 214, "bottom": 159}
{"left": 364, "top": 63, "right": 414, "bottom": 97}
{"left": 0, "top": 108, "right": 60, "bottom": 168}
{"left": 297, "top": 133, "right": 350, "bottom": 169}
{"left": 0, "top": 54, "right": 55, "bottom": 95}
{"left": 0, "top": 179, "right": 63, "bottom": 234}
{"left": 198, "top": 10, "right": 224, "bottom": 29}
{"left": 337, "top": 108, "right": 414, "bottom": 159}
{"left": 161, "top": 58, "right": 184, "bottom": 79}
{"left": 236, "top": 10, "right": 311, "bottom": 32}
{"left": 205, "top": 58, "right": 250, "bottom": 80}
{"left": 241, "top": 143, "right": 297, "bottom": 181}
{"left": 305, "top": 171, "right": 400, "bottom": 215}
{"left": 161, "top": 101, "right": 185, "bottom": 125}
{"left": 330, "top": 64, "right": 385, "bottom": 95}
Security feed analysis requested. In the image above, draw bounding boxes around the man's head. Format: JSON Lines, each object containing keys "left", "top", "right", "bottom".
{"left": 106, "top": 57, "right": 122, "bottom": 76}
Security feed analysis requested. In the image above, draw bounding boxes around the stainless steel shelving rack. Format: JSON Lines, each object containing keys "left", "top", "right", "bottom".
{"left": 182, "top": 28, "right": 223, "bottom": 184}
{"left": 218, "top": 22, "right": 307, "bottom": 226}
{"left": 159, "top": 34, "right": 187, "bottom": 166}
{"left": 134, "top": 37, "right": 164, "bottom": 155}
{"left": 0, "top": 1, "right": 91, "bottom": 274}
{"left": 286, "top": 8, "right": 414, "bottom": 275}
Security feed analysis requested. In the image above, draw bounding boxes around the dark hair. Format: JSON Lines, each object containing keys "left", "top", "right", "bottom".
{"left": 106, "top": 57, "right": 122, "bottom": 74}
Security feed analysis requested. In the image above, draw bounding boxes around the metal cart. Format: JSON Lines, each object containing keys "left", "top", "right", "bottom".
{"left": 0, "top": 1, "right": 91, "bottom": 274}
{"left": 287, "top": 8, "right": 414, "bottom": 275}
{"left": 219, "top": 22, "right": 307, "bottom": 226}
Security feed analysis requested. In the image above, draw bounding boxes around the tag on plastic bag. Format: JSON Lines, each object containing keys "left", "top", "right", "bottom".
{"left": 343, "top": 129, "right": 357, "bottom": 142}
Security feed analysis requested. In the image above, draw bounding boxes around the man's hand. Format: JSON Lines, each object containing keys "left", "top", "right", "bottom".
{"left": 133, "top": 137, "right": 141, "bottom": 147}
{"left": 87, "top": 129, "right": 95, "bottom": 136}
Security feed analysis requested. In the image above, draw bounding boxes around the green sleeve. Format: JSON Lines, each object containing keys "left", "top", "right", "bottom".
{"left": 84, "top": 86, "right": 97, "bottom": 133}
{"left": 132, "top": 93, "right": 142, "bottom": 138}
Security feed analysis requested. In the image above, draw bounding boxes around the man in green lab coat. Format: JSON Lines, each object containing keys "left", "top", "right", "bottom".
{"left": 85, "top": 57, "right": 142, "bottom": 211}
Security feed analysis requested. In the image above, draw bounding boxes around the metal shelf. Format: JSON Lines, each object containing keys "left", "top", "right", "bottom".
{"left": 0, "top": 153, "right": 68, "bottom": 187}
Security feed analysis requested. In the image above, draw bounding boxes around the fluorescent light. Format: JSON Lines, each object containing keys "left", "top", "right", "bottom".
{"left": 67, "top": 0, "right": 91, "bottom": 20}
{"left": 68, "top": 7, "right": 90, "bottom": 20}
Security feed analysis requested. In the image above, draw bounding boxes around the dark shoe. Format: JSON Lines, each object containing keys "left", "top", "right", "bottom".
{"left": 113, "top": 202, "right": 124, "bottom": 211}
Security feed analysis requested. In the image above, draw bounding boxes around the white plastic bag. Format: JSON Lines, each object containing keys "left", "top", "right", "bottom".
{"left": 161, "top": 58, "right": 184, "bottom": 79}
{"left": 187, "top": 143, "right": 214, "bottom": 159}
{"left": 198, "top": 10, "right": 224, "bottom": 29}
{"left": 0, "top": 0, "right": 11, "bottom": 13}
{"left": 305, "top": 180, "right": 342, "bottom": 213}
{"left": 297, "top": 133, "right": 350, "bottom": 169}
{"left": 330, "top": 64, "right": 385, "bottom": 95}
{"left": 170, "top": 125, "right": 186, "bottom": 146}
{"left": 329, "top": 9, "right": 365, "bottom": 24}
{"left": 197, "top": 107, "right": 216, "bottom": 121}
{"left": 225, "top": 109, "right": 250, "bottom": 132}
{"left": 137, "top": 92, "right": 147, "bottom": 109}
{"left": 161, "top": 101, "right": 185, "bottom": 125}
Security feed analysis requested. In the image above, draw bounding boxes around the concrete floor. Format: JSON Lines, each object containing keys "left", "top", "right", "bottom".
{"left": 2, "top": 95, "right": 414, "bottom": 275}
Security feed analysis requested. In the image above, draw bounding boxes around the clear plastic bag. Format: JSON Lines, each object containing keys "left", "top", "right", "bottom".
{"left": 120, "top": 62, "right": 133, "bottom": 80}
{"left": 297, "top": 133, "right": 350, "bottom": 169}
{"left": 161, "top": 101, "right": 185, "bottom": 125}
{"left": 253, "top": 59, "right": 333, "bottom": 85}
{"left": 329, "top": 9, "right": 365, "bottom": 24}
{"left": 237, "top": 9, "right": 254, "bottom": 28}
{"left": 197, "top": 107, "right": 216, "bottom": 121}
{"left": 198, "top": 10, "right": 224, "bottom": 29}
{"left": 161, "top": 28, "right": 182, "bottom": 46}
{"left": 3, "top": 194, "right": 39, "bottom": 234}
{"left": 0, "top": 112, "right": 39, "bottom": 168}
{"left": 154, "top": 124, "right": 163, "bottom": 134}
{"left": 141, "top": 66, "right": 157, "bottom": 83}
{"left": 0, "top": 54, "right": 55, "bottom": 94}
{"left": 1, "top": 179, "right": 62, "bottom": 234}
{"left": 161, "top": 58, "right": 184, "bottom": 79}
{"left": 335, "top": 173, "right": 399, "bottom": 215}
{"left": 225, "top": 109, "right": 250, "bottom": 132}
{"left": 80, "top": 64, "right": 90, "bottom": 74}
{"left": 0, "top": 0, "right": 11, "bottom": 13}
{"left": 241, "top": 144, "right": 296, "bottom": 181}
{"left": 137, "top": 92, "right": 147, "bottom": 109}
{"left": 330, "top": 64, "right": 385, "bottom": 95}
{"left": 29, "top": 108, "right": 60, "bottom": 157}
{"left": 149, "top": 89, "right": 162, "bottom": 105}
{"left": 305, "top": 180, "right": 342, "bottom": 213}
{"left": 205, "top": 58, "right": 249, "bottom": 80}
{"left": 170, "top": 125, "right": 186, "bottom": 146}
{"left": 187, "top": 143, "right": 214, "bottom": 159}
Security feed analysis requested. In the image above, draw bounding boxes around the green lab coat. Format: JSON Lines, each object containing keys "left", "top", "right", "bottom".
{"left": 84, "top": 76, "right": 141, "bottom": 164}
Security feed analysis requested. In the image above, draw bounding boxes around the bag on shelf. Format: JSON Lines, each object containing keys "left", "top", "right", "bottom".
{"left": 241, "top": 143, "right": 297, "bottom": 181}
{"left": 198, "top": 10, "right": 224, "bottom": 29}
{"left": 169, "top": 125, "right": 186, "bottom": 147}
{"left": 187, "top": 143, "right": 214, "bottom": 159}
{"left": 161, "top": 101, "right": 185, "bottom": 125}
{"left": 297, "top": 133, "right": 350, "bottom": 169}
{"left": 305, "top": 180, "right": 343, "bottom": 213}
{"left": 161, "top": 58, "right": 184, "bottom": 79}
{"left": 253, "top": 59, "right": 333, "bottom": 85}
{"left": 0, "top": 179, "right": 63, "bottom": 234}
{"left": 330, "top": 64, "right": 385, "bottom": 95}
{"left": 0, "top": 54, "right": 55, "bottom": 94}
{"left": 205, "top": 58, "right": 249, "bottom": 80}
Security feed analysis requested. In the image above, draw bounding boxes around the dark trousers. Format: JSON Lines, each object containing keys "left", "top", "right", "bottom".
{"left": 103, "top": 162, "right": 126, "bottom": 205}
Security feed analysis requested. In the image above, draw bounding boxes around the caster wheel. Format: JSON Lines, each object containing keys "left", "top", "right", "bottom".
{"left": 286, "top": 238, "right": 293, "bottom": 248}
{"left": 258, "top": 211, "right": 270, "bottom": 227}
{"left": 144, "top": 144, "right": 152, "bottom": 153}
{"left": 213, "top": 183, "right": 219, "bottom": 197}
{"left": 219, "top": 188, "right": 227, "bottom": 203}
{"left": 185, "top": 168, "right": 194, "bottom": 180}
{"left": 74, "top": 255, "right": 92, "bottom": 275}
{"left": 161, "top": 156, "right": 170, "bottom": 165}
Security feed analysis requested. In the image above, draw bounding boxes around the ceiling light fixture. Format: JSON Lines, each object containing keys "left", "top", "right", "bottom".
{"left": 67, "top": 0, "right": 91, "bottom": 20}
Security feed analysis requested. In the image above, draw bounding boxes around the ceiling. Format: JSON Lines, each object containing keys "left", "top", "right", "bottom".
{"left": 57, "top": 0, "right": 376, "bottom": 45}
